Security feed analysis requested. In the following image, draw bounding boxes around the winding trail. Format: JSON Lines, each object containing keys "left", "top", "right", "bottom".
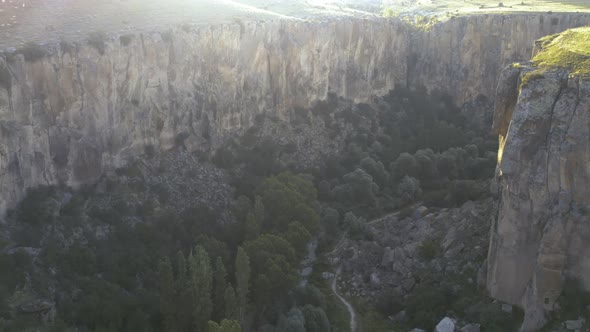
{"left": 325, "top": 203, "right": 423, "bottom": 332}
{"left": 331, "top": 266, "right": 358, "bottom": 332}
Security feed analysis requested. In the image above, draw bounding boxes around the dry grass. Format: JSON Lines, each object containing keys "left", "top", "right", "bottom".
{"left": 381, "top": 0, "right": 590, "bottom": 19}
{"left": 532, "top": 27, "right": 590, "bottom": 76}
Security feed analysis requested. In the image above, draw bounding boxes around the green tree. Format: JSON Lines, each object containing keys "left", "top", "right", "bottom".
{"left": 196, "top": 235, "right": 231, "bottom": 268}
{"left": 397, "top": 176, "right": 422, "bottom": 204}
{"left": 244, "top": 234, "right": 297, "bottom": 307}
{"left": 283, "top": 221, "right": 311, "bottom": 255}
{"left": 342, "top": 168, "right": 379, "bottom": 206}
{"left": 302, "top": 305, "right": 330, "bottom": 332}
{"left": 208, "top": 319, "right": 242, "bottom": 332}
{"left": 158, "top": 256, "right": 176, "bottom": 332}
{"left": 247, "top": 196, "right": 266, "bottom": 239}
{"left": 213, "top": 257, "right": 228, "bottom": 321}
{"left": 176, "top": 251, "right": 192, "bottom": 332}
{"left": 321, "top": 208, "right": 340, "bottom": 238}
{"left": 224, "top": 284, "right": 238, "bottom": 320}
{"left": 189, "top": 246, "right": 213, "bottom": 332}
{"left": 233, "top": 195, "right": 252, "bottom": 224}
{"left": 277, "top": 307, "right": 305, "bottom": 332}
{"left": 392, "top": 152, "right": 418, "bottom": 180}
{"left": 414, "top": 149, "right": 436, "bottom": 187}
{"left": 360, "top": 156, "right": 389, "bottom": 185}
{"left": 235, "top": 247, "right": 250, "bottom": 323}
{"left": 258, "top": 172, "right": 319, "bottom": 233}
{"left": 244, "top": 213, "right": 260, "bottom": 241}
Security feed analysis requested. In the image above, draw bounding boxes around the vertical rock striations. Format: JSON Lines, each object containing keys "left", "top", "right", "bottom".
{"left": 0, "top": 13, "right": 589, "bottom": 213}
{"left": 487, "top": 27, "right": 590, "bottom": 331}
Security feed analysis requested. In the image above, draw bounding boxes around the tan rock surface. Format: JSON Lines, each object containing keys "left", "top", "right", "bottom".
{"left": 1, "top": 13, "right": 589, "bottom": 214}
{"left": 488, "top": 41, "right": 590, "bottom": 330}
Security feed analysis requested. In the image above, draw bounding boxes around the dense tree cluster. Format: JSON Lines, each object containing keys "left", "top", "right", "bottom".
{"left": 310, "top": 88, "right": 497, "bottom": 244}
{"left": 0, "top": 87, "right": 501, "bottom": 332}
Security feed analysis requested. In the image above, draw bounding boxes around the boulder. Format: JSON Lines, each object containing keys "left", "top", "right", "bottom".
{"left": 416, "top": 206, "right": 428, "bottom": 217}
{"left": 501, "top": 303, "right": 513, "bottom": 313}
{"left": 381, "top": 247, "right": 395, "bottom": 266}
{"left": 461, "top": 323, "right": 481, "bottom": 332}
{"left": 565, "top": 319, "right": 584, "bottom": 330}
{"left": 435, "top": 317, "right": 455, "bottom": 332}
{"left": 19, "top": 299, "right": 54, "bottom": 313}
{"left": 370, "top": 272, "right": 380, "bottom": 285}
{"left": 390, "top": 310, "right": 406, "bottom": 322}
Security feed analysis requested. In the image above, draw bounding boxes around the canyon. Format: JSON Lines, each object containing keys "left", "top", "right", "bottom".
{"left": 0, "top": 8, "right": 589, "bottom": 331}
{"left": 1, "top": 13, "right": 590, "bottom": 214}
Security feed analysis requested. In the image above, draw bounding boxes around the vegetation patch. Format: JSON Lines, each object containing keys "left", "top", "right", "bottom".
{"left": 418, "top": 238, "right": 442, "bottom": 260}
{"left": 0, "top": 64, "right": 11, "bottom": 90}
{"left": 88, "top": 31, "right": 107, "bottom": 55}
{"left": 532, "top": 27, "right": 590, "bottom": 77}
{"left": 17, "top": 42, "right": 46, "bottom": 62}
{"left": 119, "top": 34, "right": 135, "bottom": 46}
{"left": 520, "top": 69, "right": 546, "bottom": 89}
{"left": 59, "top": 40, "right": 76, "bottom": 54}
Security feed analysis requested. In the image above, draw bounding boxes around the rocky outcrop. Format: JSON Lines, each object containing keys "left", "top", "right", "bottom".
{"left": 334, "top": 199, "right": 493, "bottom": 301}
{"left": 1, "top": 13, "right": 589, "bottom": 214}
{"left": 487, "top": 29, "right": 590, "bottom": 331}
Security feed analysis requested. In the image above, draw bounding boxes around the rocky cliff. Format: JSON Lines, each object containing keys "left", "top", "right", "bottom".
{"left": 487, "top": 27, "right": 590, "bottom": 331}
{"left": 1, "top": 13, "right": 589, "bottom": 214}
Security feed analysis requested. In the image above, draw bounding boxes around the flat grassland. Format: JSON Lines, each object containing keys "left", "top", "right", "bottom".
{"left": 0, "top": 0, "right": 589, "bottom": 50}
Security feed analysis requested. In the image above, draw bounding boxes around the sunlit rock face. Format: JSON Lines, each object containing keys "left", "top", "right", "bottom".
{"left": 488, "top": 65, "right": 590, "bottom": 331}
{"left": 0, "top": 13, "right": 590, "bottom": 213}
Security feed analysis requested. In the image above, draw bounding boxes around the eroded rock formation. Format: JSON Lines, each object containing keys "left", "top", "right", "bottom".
{"left": 487, "top": 28, "right": 590, "bottom": 330}
{"left": 1, "top": 13, "right": 589, "bottom": 213}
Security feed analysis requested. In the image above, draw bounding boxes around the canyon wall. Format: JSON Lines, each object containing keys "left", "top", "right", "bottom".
{"left": 487, "top": 35, "right": 590, "bottom": 330}
{"left": 1, "top": 13, "right": 589, "bottom": 213}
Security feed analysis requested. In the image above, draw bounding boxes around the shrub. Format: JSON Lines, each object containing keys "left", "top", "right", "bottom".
{"left": 464, "top": 302, "right": 523, "bottom": 331}
{"left": 212, "top": 147, "right": 236, "bottom": 169}
{"left": 88, "top": 31, "right": 107, "bottom": 55}
{"left": 60, "top": 39, "right": 75, "bottom": 54}
{"left": 18, "top": 186, "right": 56, "bottom": 225}
{"left": 18, "top": 42, "right": 46, "bottom": 62}
{"left": 423, "top": 190, "right": 450, "bottom": 207}
{"left": 558, "top": 279, "right": 590, "bottom": 320}
{"left": 0, "top": 63, "right": 11, "bottom": 90}
{"left": 119, "top": 34, "right": 134, "bottom": 46}
{"left": 405, "top": 282, "right": 453, "bottom": 329}
{"left": 303, "top": 305, "right": 330, "bottom": 332}
{"left": 450, "top": 180, "right": 489, "bottom": 205}
{"left": 294, "top": 285, "right": 326, "bottom": 309}
{"left": 343, "top": 212, "right": 372, "bottom": 241}
{"left": 418, "top": 238, "right": 441, "bottom": 260}
{"left": 398, "top": 206, "right": 414, "bottom": 219}
{"left": 161, "top": 31, "right": 173, "bottom": 43}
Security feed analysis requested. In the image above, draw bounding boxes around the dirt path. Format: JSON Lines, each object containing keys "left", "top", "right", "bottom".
{"left": 367, "top": 201, "right": 423, "bottom": 225}
{"left": 331, "top": 266, "right": 358, "bottom": 332}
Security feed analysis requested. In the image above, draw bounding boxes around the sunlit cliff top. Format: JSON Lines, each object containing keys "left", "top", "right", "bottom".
{"left": 0, "top": 0, "right": 589, "bottom": 50}
{"left": 532, "top": 26, "right": 590, "bottom": 76}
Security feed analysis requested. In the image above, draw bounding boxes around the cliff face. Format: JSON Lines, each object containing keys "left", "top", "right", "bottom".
{"left": 487, "top": 28, "right": 590, "bottom": 331}
{"left": 0, "top": 13, "right": 589, "bottom": 213}
{"left": 411, "top": 13, "right": 590, "bottom": 103}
